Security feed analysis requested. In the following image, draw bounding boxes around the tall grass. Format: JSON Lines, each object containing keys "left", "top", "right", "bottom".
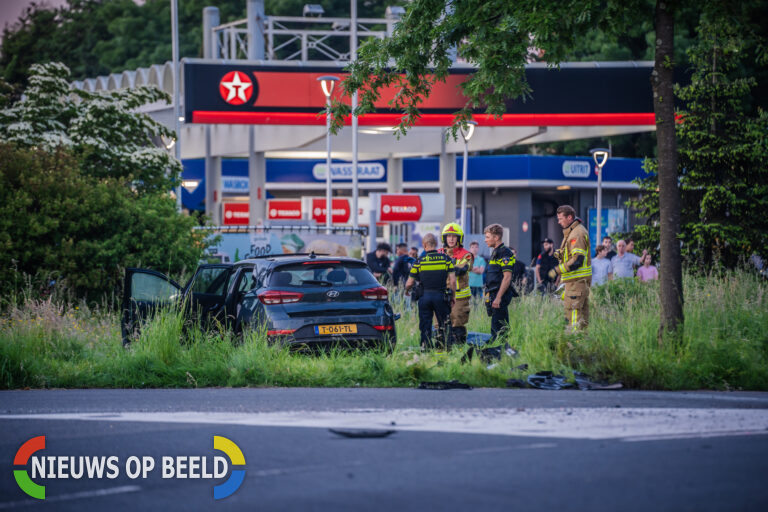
{"left": 1, "top": 271, "right": 766, "bottom": 390}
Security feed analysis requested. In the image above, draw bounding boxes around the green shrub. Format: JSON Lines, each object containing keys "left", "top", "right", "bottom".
{"left": 0, "top": 144, "right": 208, "bottom": 302}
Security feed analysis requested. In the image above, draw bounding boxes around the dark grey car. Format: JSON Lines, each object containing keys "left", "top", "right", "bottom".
{"left": 122, "top": 253, "right": 397, "bottom": 351}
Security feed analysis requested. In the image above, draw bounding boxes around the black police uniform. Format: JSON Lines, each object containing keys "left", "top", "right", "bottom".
{"left": 409, "top": 250, "right": 455, "bottom": 349}
{"left": 485, "top": 243, "right": 515, "bottom": 341}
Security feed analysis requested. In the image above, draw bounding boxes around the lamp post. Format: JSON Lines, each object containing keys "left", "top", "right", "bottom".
{"left": 590, "top": 147, "right": 610, "bottom": 247}
{"left": 171, "top": 0, "right": 182, "bottom": 211}
{"left": 317, "top": 75, "right": 339, "bottom": 234}
{"left": 459, "top": 121, "right": 477, "bottom": 232}
{"left": 350, "top": 0, "right": 359, "bottom": 231}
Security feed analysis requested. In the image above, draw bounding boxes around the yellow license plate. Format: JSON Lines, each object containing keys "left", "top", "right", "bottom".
{"left": 315, "top": 324, "right": 357, "bottom": 336}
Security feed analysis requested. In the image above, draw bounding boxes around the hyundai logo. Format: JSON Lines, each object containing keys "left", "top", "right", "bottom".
{"left": 326, "top": 290, "right": 340, "bottom": 298}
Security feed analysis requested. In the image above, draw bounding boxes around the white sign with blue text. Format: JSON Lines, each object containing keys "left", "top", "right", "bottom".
{"left": 312, "top": 163, "right": 386, "bottom": 181}
{"left": 561, "top": 160, "right": 592, "bottom": 178}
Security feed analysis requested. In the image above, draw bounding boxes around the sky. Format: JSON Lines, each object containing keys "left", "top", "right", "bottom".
{"left": 0, "top": 0, "right": 145, "bottom": 39}
{"left": 0, "top": 0, "right": 69, "bottom": 33}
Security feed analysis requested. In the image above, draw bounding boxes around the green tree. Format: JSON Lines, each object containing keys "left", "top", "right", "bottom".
{"left": 631, "top": 18, "right": 768, "bottom": 269}
{"left": 1, "top": 0, "right": 393, "bottom": 89}
{"left": 0, "top": 62, "right": 178, "bottom": 195}
{"left": 0, "top": 62, "right": 211, "bottom": 300}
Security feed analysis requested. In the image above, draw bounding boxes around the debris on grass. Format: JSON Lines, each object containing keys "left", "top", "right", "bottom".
{"left": 527, "top": 371, "right": 574, "bottom": 390}
{"left": 418, "top": 380, "right": 473, "bottom": 390}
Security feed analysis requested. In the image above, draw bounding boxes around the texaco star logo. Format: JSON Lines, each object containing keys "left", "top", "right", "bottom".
{"left": 219, "top": 71, "right": 253, "bottom": 105}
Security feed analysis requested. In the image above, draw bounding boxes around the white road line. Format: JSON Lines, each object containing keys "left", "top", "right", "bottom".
{"left": 3, "top": 408, "right": 768, "bottom": 441}
{"left": 0, "top": 485, "right": 141, "bottom": 509}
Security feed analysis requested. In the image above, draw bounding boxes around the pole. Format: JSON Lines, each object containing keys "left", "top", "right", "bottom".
{"left": 596, "top": 163, "right": 602, "bottom": 247}
{"left": 460, "top": 140, "right": 468, "bottom": 231}
{"left": 171, "top": 0, "right": 182, "bottom": 211}
{"left": 325, "top": 93, "right": 333, "bottom": 234}
{"left": 351, "top": 0, "right": 359, "bottom": 230}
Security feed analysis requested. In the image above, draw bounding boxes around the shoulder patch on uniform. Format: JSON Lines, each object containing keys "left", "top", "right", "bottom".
{"left": 502, "top": 257, "right": 510, "bottom": 265}
{"left": 570, "top": 239, "right": 577, "bottom": 245}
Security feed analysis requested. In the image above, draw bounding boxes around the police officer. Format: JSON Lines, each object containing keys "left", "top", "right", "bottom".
{"left": 439, "top": 222, "right": 473, "bottom": 345}
{"left": 405, "top": 233, "right": 456, "bottom": 350}
{"left": 548, "top": 205, "right": 592, "bottom": 330}
{"left": 483, "top": 223, "right": 515, "bottom": 341}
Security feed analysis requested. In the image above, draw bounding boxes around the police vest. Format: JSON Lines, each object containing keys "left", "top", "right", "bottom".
{"left": 410, "top": 250, "right": 455, "bottom": 291}
{"left": 485, "top": 244, "right": 515, "bottom": 291}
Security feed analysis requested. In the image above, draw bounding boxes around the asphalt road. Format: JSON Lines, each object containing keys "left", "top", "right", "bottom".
{"left": 2, "top": 389, "right": 768, "bottom": 511}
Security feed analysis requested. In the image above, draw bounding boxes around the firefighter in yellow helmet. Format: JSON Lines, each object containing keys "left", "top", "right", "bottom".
{"left": 439, "top": 222, "right": 474, "bottom": 345}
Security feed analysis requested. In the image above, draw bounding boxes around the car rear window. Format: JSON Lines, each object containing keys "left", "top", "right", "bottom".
{"left": 269, "top": 262, "right": 378, "bottom": 287}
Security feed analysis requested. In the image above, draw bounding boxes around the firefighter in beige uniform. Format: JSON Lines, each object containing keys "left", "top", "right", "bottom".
{"left": 439, "top": 223, "right": 473, "bottom": 345}
{"left": 549, "top": 205, "right": 592, "bottom": 329}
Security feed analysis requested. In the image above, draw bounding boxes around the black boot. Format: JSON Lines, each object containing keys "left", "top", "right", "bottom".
{"left": 452, "top": 326, "right": 467, "bottom": 345}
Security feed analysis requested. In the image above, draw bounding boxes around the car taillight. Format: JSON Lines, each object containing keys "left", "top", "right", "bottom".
{"left": 267, "top": 329, "right": 296, "bottom": 336}
{"left": 361, "top": 286, "right": 388, "bottom": 300}
{"left": 373, "top": 325, "right": 393, "bottom": 331}
{"left": 258, "top": 290, "right": 303, "bottom": 305}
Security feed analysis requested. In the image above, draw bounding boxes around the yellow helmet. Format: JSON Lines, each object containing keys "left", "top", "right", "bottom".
{"left": 441, "top": 222, "right": 464, "bottom": 247}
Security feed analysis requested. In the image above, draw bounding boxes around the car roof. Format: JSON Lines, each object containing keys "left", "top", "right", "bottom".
{"left": 234, "top": 254, "right": 366, "bottom": 267}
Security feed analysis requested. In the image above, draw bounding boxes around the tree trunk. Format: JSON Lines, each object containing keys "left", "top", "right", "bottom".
{"left": 653, "top": 0, "right": 684, "bottom": 340}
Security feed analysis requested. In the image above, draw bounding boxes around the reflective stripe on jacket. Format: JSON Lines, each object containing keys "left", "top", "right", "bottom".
{"left": 441, "top": 246, "right": 473, "bottom": 299}
{"left": 557, "top": 219, "right": 592, "bottom": 282}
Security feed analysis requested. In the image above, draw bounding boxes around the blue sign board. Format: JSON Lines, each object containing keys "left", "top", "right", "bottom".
{"left": 587, "top": 208, "right": 627, "bottom": 254}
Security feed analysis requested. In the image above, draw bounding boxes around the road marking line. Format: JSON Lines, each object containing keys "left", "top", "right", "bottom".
{"left": 3, "top": 408, "right": 768, "bottom": 441}
{"left": 0, "top": 485, "right": 141, "bottom": 509}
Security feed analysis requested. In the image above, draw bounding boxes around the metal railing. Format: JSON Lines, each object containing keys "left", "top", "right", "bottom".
{"left": 213, "top": 16, "right": 394, "bottom": 62}
{"left": 194, "top": 225, "right": 369, "bottom": 236}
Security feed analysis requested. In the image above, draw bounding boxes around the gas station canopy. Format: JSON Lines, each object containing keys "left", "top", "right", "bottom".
{"left": 179, "top": 60, "right": 656, "bottom": 160}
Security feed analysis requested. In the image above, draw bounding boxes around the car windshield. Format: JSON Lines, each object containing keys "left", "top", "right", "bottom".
{"left": 269, "top": 262, "right": 378, "bottom": 287}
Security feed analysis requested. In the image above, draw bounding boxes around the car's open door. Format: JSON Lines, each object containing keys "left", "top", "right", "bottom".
{"left": 183, "top": 264, "right": 233, "bottom": 330}
{"left": 122, "top": 268, "right": 182, "bottom": 346}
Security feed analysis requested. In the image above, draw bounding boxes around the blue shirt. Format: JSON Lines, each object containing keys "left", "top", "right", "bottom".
{"left": 591, "top": 257, "right": 612, "bottom": 286}
{"left": 611, "top": 253, "right": 642, "bottom": 278}
{"left": 392, "top": 254, "right": 415, "bottom": 286}
{"left": 469, "top": 256, "right": 486, "bottom": 288}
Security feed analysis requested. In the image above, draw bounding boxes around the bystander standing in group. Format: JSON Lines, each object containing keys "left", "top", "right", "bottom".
{"left": 366, "top": 242, "right": 392, "bottom": 284}
{"left": 391, "top": 243, "right": 414, "bottom": 287}
{"left": 636, "top": 253, "right": 659, "bottom": 282}
{"left": 509, "top": 248, "right": 527, "bottom": 297}
{"left": 409, "top": 247, "right": 419, "bottom": 260}
{"left": 535, "top": 238, "right": 558, "bottom": 294}
{"left": 603, "top": 236, "right": 617, "bottom": 260}
{"left": 468, "top": 241, "right": 486, "bottom": 300}
{"left": 591, "top": 245, "right": 613, "bottom": 286}
{"left": 610, "top": 239, "right": 642, "bottom": 279}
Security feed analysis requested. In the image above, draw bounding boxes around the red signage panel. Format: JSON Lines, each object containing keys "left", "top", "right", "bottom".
{"left": 267, "top": 199, "right": 302, "bottom": 220}
{"left": 379, "top": 195, "right": 423, "bottom": 222}
{"left": 311, "top": 198, "right": 351, "bottom": 224}
{"left": 223, "top": 202, "right": 249, "bottom": 225}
